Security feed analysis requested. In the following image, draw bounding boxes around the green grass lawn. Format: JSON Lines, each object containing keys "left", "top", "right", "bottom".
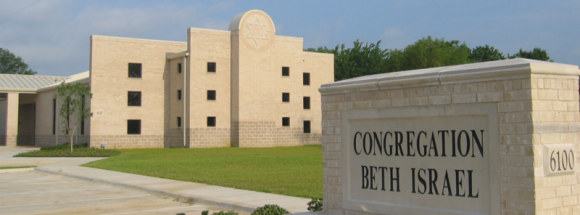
{"left": 83, "top": 145, "right": 323, "bottom": 198}
{"left": 0, "top": 166, "right": 36, "bottom": 169}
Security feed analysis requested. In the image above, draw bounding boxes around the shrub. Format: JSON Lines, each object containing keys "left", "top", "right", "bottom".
{"left": 40, "top": 142, "right": 88, "bottom": 151}
{"left": 307, "top": 198, "right": 323, "bottom": 212}
{"left": 251, "top": 204, "right": 289, "bottom": 215}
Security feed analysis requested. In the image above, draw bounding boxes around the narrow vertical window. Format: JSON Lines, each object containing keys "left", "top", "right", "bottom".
{"left": 282, "top": 93, "right": 290, "bottom": 102}
{"left": 128, "top": 63, "right": 142, "bottom": 78}
{"left": 207, "top": 90, "right": 216, "bottom": 100}
{"left": 81, "top": 95, "right": 85, "bottom": 135}
{"left": 177, "top": 63, "right": 182, "bottom": 73}
{"left": 303, "top": 73, "right": 310, "bottom": 85}
{"left": 52, "top": 99, "right": 56, "bottom": 135}
{"left": 282, "top": 117, "right": 290, "bottom": 126}
{"left": 282, "top": 67, "right": 290, "bottom": 76}
{"left": 207, "top": 62, "right": 216, "bottom": 72}
{"left": 303, "top": 97, "right": 310, "bottom": 109}
{"left": 128, "top": 91, "right": 142, "bottom": 106}
{"left": 207, "top": 117, "right": 216, "bottom": 127}
{"left": 177, "top": 90, "right": 182, "bottom": 100}
{"left": 177, "top": 117, "right": 181, "bottom": 128}
{"left": 303, "top": 121, "right": 311, "bottom": 133}
{"left": 127, "top": 120, "right": 141, "bottom": 134}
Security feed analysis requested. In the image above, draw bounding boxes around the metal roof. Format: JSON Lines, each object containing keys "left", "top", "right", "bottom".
{"left": 0, "top": 74, "right": 67, "bottom": 89}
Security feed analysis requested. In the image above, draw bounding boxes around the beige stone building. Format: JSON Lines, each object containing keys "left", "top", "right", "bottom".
{"left": 0, "top": 10, "right": 334, "bottom": 148}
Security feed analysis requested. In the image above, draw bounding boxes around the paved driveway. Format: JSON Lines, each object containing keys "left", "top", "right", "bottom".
{"left": 0, "top": 170, "right": 222, "bottom": 215}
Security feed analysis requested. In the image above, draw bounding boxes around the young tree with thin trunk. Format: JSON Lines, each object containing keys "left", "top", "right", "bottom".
{"left": 55, "top": 82, "right": 92, "bottom": 152}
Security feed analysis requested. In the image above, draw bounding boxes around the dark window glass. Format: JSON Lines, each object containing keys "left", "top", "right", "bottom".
{"left": 303, "top": 73, "right": 310, "bottom": 85}
{"left": 128, "top": 91, "right": 141, "bottom": 106}
{"left": 207, "top": 90, "right": 216, "bottom": 100}
{"left": 52, "top": 99, "right": 56, "bottom": 135}
{"left": 128, "top": 63, "right": 142, "bottom": 78}
{"left": 282, "top": 67, "right": 290, "bottom": 76}
{"left": 177, "top": 90, "right": 182, "bottom": 100}
{"left": 178, "top": 63, "right": 182, "bottom": 73}
{"left": 282, "top": 93, "right": 290, "bottom": 102}
{"left": 177, "top": 117, "right": 181, "bottom": 127}
{"left": 303, "top": 121, "right": 311, "bottom": 133}
{"left": 207, "top": 117, "right": 216, "bottom": 127}
{"left": 303, "top": 97, "right": 310, "bottom": 109}
{"left": 81, "top": 95, "right": 85, "bottom": 135}
{"left": 127, "top": 120, "right": 141, "bottom": 134}
{"left": 282, "top": 117, "right": 290, "bottom": 126}
{"left": 207, "top": 62, "right": 216, "bottom": 72}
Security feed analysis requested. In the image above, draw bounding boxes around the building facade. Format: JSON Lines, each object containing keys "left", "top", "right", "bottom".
{"left": 0, "top": 10, "right": 334, "bottom": 148}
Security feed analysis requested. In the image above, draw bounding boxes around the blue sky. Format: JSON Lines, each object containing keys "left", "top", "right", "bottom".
{"left": 1, "top": 0, "right": 579, "bottom": 76}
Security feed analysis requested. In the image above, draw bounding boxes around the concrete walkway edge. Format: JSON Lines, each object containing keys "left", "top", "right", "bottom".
{"left": 35, "top": 167, "right": 267, "bottom": 214}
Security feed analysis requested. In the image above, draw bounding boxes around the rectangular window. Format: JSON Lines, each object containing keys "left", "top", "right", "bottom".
{"left": 282, "top": 67, "right": 290, "bottom": 76}
{"left": 81, "top": 95, "right": 85, "bottom": 135}
{"left": 177, "top": 90, "right": 182, "bottom": 100}
{"left": 282, "top": 93, "right": 290, "bottom": 102}
{"left": 177, "top": 63, "right": 182, "bottom": 73}
{"left": 207, "top": 90, "right": 216, "bottom": 100}
{"left": 128, "top": 91, "right": 142, "bottom": 106}
{"left": 303, "top": 97, "right": 310, "bottom": 109}
{"left": 127, "top": 120, "right": 141, "bottom": 134}
{"left": 303, "top": 73, "right": 310, "bottom": 85}
{"left": 282, "top": 117, "right": 290, "bottom": 126}
{"left": 177, "top": 117, "right": 181, "bottom": 128}
{"left": 207, "top": 117, "right": 216, "bottom": 127}
{"left": 303, "top": 120, "right": 311, "bottom": 133}
{"left": 52, "top": 99, "right": 56, "bottom": 135}
{"left": 128, "top": 63, "right": 142, "bottom": 78}
{"left": 207, "top": 62, "right": 216, "bottom": 72}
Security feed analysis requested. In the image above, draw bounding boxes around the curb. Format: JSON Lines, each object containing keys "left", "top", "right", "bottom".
{"left": 0, "top": 168, "right": 35, "bottom": 173}
{"left": 35, "top": 167, "right": 263, "bottom": 214}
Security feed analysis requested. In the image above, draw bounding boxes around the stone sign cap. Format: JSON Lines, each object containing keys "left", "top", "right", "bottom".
{"left": 319, "top": 58, "right": 580, "bottom": 94}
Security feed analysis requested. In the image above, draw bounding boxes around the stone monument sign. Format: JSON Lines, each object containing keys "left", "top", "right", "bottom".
{"left": 319, "top": 59, "right": 580, "bottom": 214}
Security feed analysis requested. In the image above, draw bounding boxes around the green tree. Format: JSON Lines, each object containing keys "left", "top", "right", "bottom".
{"left": 55, "top": 82, "right": 92, "bottom": 152}
{"left": 0, "top": 48, "right": 37, "bottom": 75}
{"left": 306, "top": 40, "right": 388, "bottom": 81}
{"left": 508, "top": 48, "right": 553, "bottom": 61}
{"left": 470, "top": 45, "right": 506, "bottom": 62}
{"left": 392, "top": 36, "right": 472, "bottom": 72}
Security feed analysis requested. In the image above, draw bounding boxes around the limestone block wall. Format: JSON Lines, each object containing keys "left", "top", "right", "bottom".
{"left": 230, "top": 10, "right": 333, "bottom": 147}
{"left": 531, "top": 75, "right": 580, "bottom": 214}
{"left": 233, "top": 121, "right": 321, "bottom": 147}
{"left": 320, "top": 59, "right": 580, "bottom": 214}
{"left": 90, "top": 35, "right": 187, "bottom": 148}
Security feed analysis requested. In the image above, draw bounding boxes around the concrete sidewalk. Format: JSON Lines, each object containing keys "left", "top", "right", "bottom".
{"left": 27, "top": 152, "right": 313, "bottom": 214}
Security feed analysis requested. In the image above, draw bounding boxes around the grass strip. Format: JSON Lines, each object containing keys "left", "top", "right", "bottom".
{"left": 15, "top": 147, "right": 121, "bottom": 157}
{"left": 83, "top": 145, "right": 323, "bottom": 198}
{"left": 0, "top": 166, "right": 36, "bottom": 169}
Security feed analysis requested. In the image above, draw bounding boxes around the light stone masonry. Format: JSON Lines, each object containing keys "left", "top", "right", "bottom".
{"left": 320, "top": 59, "right": 580, "bottom": 214}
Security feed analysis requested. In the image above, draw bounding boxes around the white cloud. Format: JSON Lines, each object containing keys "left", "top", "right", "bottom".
{"left": 0, "top": 1, "right": 235, "bottom": 76}
{"left": 0, "top": 0, "right": 71, "bottom": 23}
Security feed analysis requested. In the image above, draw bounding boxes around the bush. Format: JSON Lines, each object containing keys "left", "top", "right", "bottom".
{"left": 251, "top": 204, "right": 289, "bottom": 215}
{"left": 201, "top": 211, "right": 238, "bottom": 215}
{"left": 40, "top": 142, "right": 88, "bottom": 151}
{"left": 307, "top": 198, "right": 323, "bottom": 212}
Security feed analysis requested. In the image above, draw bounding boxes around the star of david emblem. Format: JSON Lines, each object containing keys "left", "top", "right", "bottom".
{"left": 245, "top": 16, "right": 269, "bottom": 48}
